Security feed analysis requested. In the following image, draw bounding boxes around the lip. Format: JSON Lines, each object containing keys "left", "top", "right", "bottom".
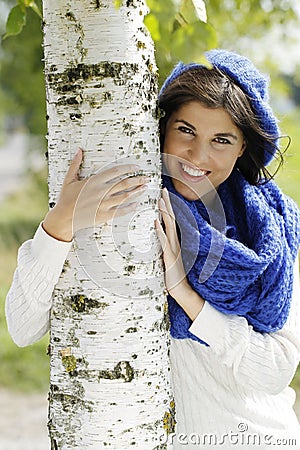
{"left": 178, "top": 161, "right": 210, "bottom": 183}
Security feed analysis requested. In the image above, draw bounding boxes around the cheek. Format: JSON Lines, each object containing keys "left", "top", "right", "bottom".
{"left": 162, "top": 131, "right": 185, "bottom": 156}
{"left": 213, "top": 154, "right": 240, "bottom": 179}
{"left": 163, "top": 136, "right": 175, "bottom": 155}
{"left": 162, "top": 152, "right": 178, "bottom": 173}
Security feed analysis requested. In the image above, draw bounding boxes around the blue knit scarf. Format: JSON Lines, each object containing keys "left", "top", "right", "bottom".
{"left": 163, "top": 169, "right": 300, "bottom": 345}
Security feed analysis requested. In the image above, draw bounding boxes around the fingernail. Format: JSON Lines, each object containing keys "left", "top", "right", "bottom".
{"left": 75, "top": 148, "right": 81, "bottom": 157}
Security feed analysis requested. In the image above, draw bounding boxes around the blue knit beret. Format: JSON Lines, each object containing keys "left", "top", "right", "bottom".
{"left": 159, "top": 49, "right": 280, "bottom": 166}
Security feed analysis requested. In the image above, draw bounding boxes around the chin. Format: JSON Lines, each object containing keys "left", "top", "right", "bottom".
{"left": 173, "top": 180, "right": 213, "bottom": 201}
{"left": 173, "top": 181, "right": 200, "bottom": 200}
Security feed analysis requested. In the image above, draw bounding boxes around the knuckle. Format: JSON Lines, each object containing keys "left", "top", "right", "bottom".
{"left": 122, "top": 190, "right": 132, "bottom": 199}
{"left": 110, "top": 166, "right": 121, "bottom": 176}
{"left": 113, "top": 164, "right": 131, "bottom": 175}
{"left": 121, "top": 178, "right": 132, "bottom": 189}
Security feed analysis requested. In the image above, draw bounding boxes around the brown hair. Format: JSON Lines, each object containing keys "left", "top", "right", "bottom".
{"left": 158, "top": 66, "right": 284, "bottom": 185}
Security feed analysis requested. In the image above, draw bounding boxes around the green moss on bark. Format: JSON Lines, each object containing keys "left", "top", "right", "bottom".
{"left": 69, "top": 294, "right": 109, "bottom": 313}
{"left": 61, "top": 354, "right": 77, "bottom": 373}
{"left": 163, "top": 399, "right": 176, "bottom": 435}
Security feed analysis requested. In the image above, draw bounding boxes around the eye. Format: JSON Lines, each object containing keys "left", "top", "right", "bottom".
{"left": 213, "top": 137, "right": 231, "bottom": 145}
{"left": 178, "top": 126, "right": 195, "bottom": 135}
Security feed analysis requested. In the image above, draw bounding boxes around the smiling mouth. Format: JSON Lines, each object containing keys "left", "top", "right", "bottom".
{"left": 180, "top": 162, "right": 210, "bottom": 178}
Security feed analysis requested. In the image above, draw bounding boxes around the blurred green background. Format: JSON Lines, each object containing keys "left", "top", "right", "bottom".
{"left": 0, "top": 0, "right": 300, "bottom": 395}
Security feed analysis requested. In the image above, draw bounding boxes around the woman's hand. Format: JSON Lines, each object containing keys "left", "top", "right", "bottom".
{"left": 155, "top": 188, "right": 205, "bottom": 321}
{"left": 43, "top": 149, "right": 149, "bottom": 242}
{"left": 155, "top": 188, "right": 188, "bottom": 298}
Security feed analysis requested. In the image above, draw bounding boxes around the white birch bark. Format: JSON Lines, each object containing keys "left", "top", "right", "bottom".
{"left": 42, "top": 1, "right": 174, "bottom": 448}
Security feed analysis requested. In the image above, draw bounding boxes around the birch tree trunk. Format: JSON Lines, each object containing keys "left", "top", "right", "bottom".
{"left": 42, "top": 1, "right": 174, "bottom": 448}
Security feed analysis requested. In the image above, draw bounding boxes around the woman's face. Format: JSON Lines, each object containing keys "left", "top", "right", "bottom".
{"left": 162, "top": 101, "right": 245, "bottom": 201}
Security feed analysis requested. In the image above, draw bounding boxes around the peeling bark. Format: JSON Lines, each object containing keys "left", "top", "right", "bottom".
{"left": 43, "top": 0, "right": 173, "bottom": 448}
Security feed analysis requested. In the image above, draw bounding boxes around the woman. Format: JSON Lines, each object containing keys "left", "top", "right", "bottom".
{"left": 6, "top": 49, "right": 300, "bottom": 448}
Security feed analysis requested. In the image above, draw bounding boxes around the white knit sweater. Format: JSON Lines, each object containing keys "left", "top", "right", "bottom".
{"left": 5, "top": 224, "right": 300, "bottom": 449}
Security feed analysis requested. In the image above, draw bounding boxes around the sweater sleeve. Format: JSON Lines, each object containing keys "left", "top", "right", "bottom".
{"left": 5, "top": 223, "right": 72, "bottom": 347}
{"left": 189, "top": 258, "right": 300, "bottom": 395}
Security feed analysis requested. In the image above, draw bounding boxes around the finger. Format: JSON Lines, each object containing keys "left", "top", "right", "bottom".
{"left": 161, "top": 189, "right": 181, "bottom": 253}
{"left": 162, "top": 188, "right": 176, "bottom": 222}
{"left": 94, "top": 201, "right": 138, "bottom": 225}
{"left": 155, "top": 218, "right": 168, "bottom": 254}
{"left": 159, "top": 198, "right": 179, "bottom": 253}
{"left": 63, "top": 148, "right": 83, "bottom": 185}
{"left": 107, "top": 201, "right": 139, "bottom": 220}
{"left": 155, "top": 219, "right": 179, "bottom": 271}
{"left": 101, "top": 183, "right": 147, "bottom": 207}
{"left": 107, "top": 175, "right": 150, "bottom": 196}
{"left": 98, "top": 164, "right": 141, "bottom": 184}
{"left": 155, "top": 220, "right": 186, "bottom": 291}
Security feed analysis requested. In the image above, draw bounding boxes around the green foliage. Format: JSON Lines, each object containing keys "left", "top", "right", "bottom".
{"left": 0, "top": 168, "right": 48, "bottom": 248}
{"left": 181, "top": 0, "right": 207, "bottom": 23}
{"left": 0, "top": 168, "right": 49, "bottom": 392}
{"left": 1, "top": 3, "right": 46, "bottom": 136}
{"left": 205, "top": 0, "right": 297, "bottom": 47}
{"left": 145, "top": 0, "right": 216, "bottom": 83}
{"left": 2, "top": 0, "right": 41, "bottom": 39}
{"left": 0, "top": 308, "right": 49, "bottom": 392}
{"left": 275, "top": 107, "right": 300, "bottom": 207}
{"left": 3, "top": 5, "right": 26, "bottom": 39}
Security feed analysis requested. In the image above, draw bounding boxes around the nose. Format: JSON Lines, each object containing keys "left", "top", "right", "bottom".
{"left": 187, "top": 139, "right": 210, "bottom": 165}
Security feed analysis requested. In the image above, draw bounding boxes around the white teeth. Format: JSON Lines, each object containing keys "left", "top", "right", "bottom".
{"left": 181, "top": 163, "right": 207, "bottom": 177}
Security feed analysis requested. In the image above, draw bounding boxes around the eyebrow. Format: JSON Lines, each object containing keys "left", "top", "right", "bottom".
{"left": 175, "top": 119, "right": 239, "bottom": 141}
{"left": 215, "top": 132, "right": 238, "bottom": 141}
{"left": 175, "top": 119, "right": 196, "bottom": 131}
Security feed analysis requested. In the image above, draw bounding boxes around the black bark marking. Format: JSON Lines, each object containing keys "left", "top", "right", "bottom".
{"left": 93, "top": 0, "right": 101, "bottom": 9}
{"left": 50, "top": 438, "right": 58, "bottom": 450}
{"left": 65, "top": 11, "right": 76, "bottom": 22}
{"left": 98, "top": 361, "right": 134, "bottom": 382}
{"left": 47, "top": 62, "right": 139, "bottom": 87}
